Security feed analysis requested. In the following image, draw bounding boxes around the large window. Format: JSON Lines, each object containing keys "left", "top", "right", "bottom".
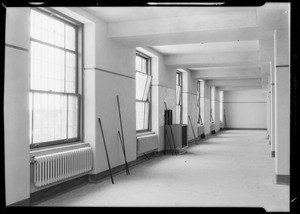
{"left": 197, "top": 81, "right": 203, "bottom": 125}
{"left": 136, "top": 52, "right": 152, "bottom": 132}
{"left": 29, "top": 9, "right": 80, "bottom": 148}
{"left": 175, "top": 72, "right": 183, "bottom": 124}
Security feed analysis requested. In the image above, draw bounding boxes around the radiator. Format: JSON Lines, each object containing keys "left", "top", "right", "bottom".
{"left": 137, "top": 134, "right": 158, "bottom": 154}
{"left": 33, "top": 147, "right": 93, "bottom": 187}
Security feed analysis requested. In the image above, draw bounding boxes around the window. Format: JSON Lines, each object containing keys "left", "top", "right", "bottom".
{"left": 29, "top": 9, "right": 80, "bottom": 148}
{"left": 175, "top": 72, "right": 183, "bottom": 124}
{"left": 210, "top": 86, "right": 214, "bottom": 123}
{"left": 136, "top": 52, "right": 152, "bottom": 132}
{"left": 197, "top": 81, "right": 203, "bottom": 125}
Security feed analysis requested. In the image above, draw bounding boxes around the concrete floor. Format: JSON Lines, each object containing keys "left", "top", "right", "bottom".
{"left": 34, "top": 130, "right": 289, "bottom": 211}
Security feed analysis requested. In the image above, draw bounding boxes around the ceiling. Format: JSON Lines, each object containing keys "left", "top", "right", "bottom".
{"left": 85, "top": 6, "right": 258, "bottom": 23}
{"left": 84, "top": 3, "right": 290, "bottom": 91}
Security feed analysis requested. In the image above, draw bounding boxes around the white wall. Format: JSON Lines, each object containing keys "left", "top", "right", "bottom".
{"left": 274, "top": 27, "right": 290, "bottom": 178}
{"left": 214, "top": 88, "right": 220, "bottom": 132}
{"left": 182, "top": 70, "right": 198, "bottom": 141}
{"left": 4, "top": 7, "right": 31, "bottom": 205}
{"left": 72, "top": 8, "right": 137, "bottom": 174}
{"left": 223, "top": 90, "right": 267, "bottom": 129}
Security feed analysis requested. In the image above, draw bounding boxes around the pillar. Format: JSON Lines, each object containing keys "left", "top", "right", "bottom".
{"left": 274, "top": 26, "right": 290, "bottom": 184}
{"left": 270, "top": 64, "right": 276, "bottom": 157}
{"left": 4, "top": 8, "right": 31, "bottom": 206}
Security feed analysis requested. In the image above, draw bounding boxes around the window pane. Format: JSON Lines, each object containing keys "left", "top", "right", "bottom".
{"left": 32, "top": 93, "right": 67, "bottom": 144}
{"left": 142, "top": 75, "right": 151, "bottom": 101}
{"left": 135, "top": 55, "right": 142, "bottom": 72}
{"left": 31, "top": 10, "right": 64, "bottom": 47}
{"left": 136, "top": 102, "right": 144, "bottom": 130}
{"left": 66, "top": 52, "right": 76, "bottom": 93}
{"left": 141, "top": 58, "right": 147, "bottom": 74}
{"left": 176, "top": 85, "right": 181, "bottom": 105}
{"left": 65, "top": 25, "right": 76, "bottom": 51}
{"left": 68, "top": 95, "right": 79, "bottom": 139}
{"left": 136, "top": 72, "right": 148, "bottom": 100}
{"left": 136, "top": 102, "right": 149, "bottom": 131}
{"left": 143, "top": 102, "right": 150, "bottom": 129}
{"left": 31, "top": 41, "right": 65, "bottom": 92}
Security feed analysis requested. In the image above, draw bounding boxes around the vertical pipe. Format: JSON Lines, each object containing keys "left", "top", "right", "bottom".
{"left": 163, "top": 102, "right": 167, "bottom": 154}
{"left": 98, "top": 118, "right": 114, "bottom": 184}
{"left": 116, "top": 95, "right": 129, "bottom": 168}
{"left": 118, "top": 131, "right": 130, "bottom": 175}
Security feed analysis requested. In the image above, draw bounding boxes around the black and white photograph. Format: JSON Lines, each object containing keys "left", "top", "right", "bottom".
{"left": 1, "top": 0, "right": 298, "bottom": 212}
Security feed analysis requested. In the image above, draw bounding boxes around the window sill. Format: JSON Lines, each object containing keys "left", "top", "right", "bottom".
{"left": 30, "top": 142, "right": 90, "bottom": 158}
{"left": 197, "top": 124, "right": 204, "bottom": 127}
{"left": 136, "top": 131, "right": 156, "bottom": 138}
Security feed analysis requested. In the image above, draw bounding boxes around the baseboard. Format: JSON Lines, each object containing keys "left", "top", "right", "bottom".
{"left": 88, "top": 160, "right": 136, "bottom": 183}
{"left": 275, "top": 174, "right": 290, "bottom": 185}
{"left": 137, "top": 150, "right": 164, "bottom": 161}
{"left": 30, "top": 175, "right": 89, "bottom": 205}
{"left": 205, "top": 133, "right": 211, "bottom": 138}
{"left": 89, "top": 150, "right": 164, "bottom": 183}
{"left": 188, "top": 137, "right": 201, "bottom": 145}
{"left": 271, "top": 151, "right": 275, "bottom": 157}
{"left": 7, "top": 198, "right": 30, "bottom": 207}
{"left": 224, "top": 128, "right": 267, "bottom": 130}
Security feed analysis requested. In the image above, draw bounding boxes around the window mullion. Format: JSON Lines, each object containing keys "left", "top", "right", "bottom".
{"left": 30, "top": 38, "right": 76, "bottom": 54}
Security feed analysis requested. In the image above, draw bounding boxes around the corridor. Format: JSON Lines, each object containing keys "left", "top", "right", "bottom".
{"left": 34, "top": 130, "right": 289, "bottom": 211}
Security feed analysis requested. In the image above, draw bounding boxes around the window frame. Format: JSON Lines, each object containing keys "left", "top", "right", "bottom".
{"left": 29, "top": 8, "right": 82, "bottom": 149}
{"left": 176, "top": 71, "right": 183, "bottom": 124}
{"left": 136, "top": 51, "right": 152, "bottom": 133}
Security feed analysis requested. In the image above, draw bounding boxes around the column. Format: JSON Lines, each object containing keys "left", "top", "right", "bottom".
{"left": 274, "top": 27, "right": 290, "bottom": 184}
{"left": 4, "top": 8, "right": 31, "bottom": 205}
{"left": 270, "top": 64, "right": 276, "bottom": 157}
